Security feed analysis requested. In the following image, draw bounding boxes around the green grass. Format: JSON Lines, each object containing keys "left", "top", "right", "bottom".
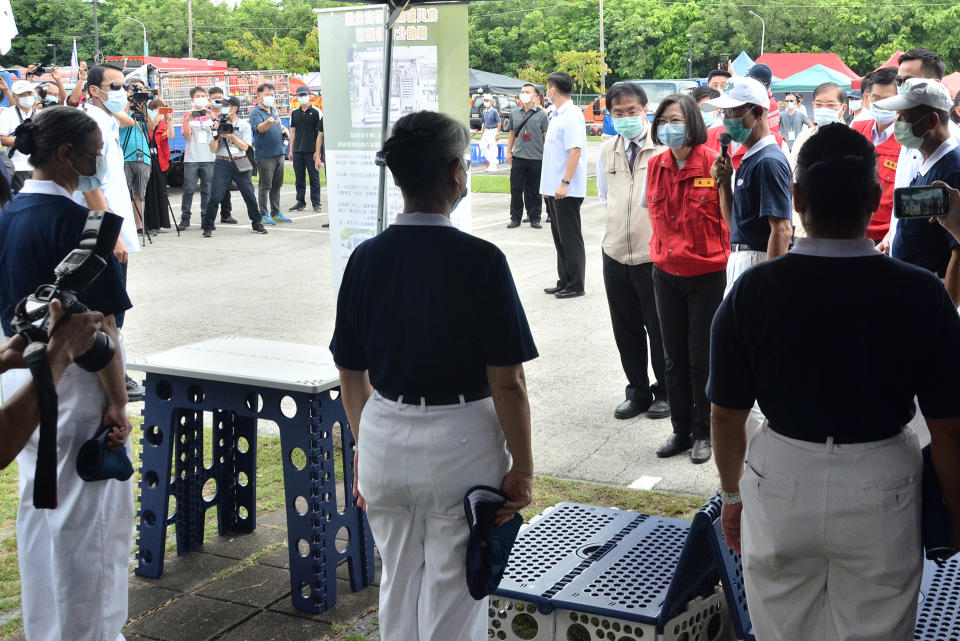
{"left": 281, "top": 165, "right": 327, "bottom": 186}
{"left": 472, "top": 174, "right": 599, "bottom": 197}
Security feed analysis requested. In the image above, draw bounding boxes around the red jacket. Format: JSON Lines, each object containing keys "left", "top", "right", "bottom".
{"left": 646, "top": 144, "right": 730, "bottom": 277}
{"left": 852, "top": 119, "right": 900, "bottom": 241}
{"left": 150, "top": 121, "right": 171, "bottom": 173}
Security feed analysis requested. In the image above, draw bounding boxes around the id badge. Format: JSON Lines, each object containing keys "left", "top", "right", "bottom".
{"left": 522, "top": 132, "right": 532, "bottom": 141}
{"left": 788, "top": 130, "right": 796, "bottom": 141}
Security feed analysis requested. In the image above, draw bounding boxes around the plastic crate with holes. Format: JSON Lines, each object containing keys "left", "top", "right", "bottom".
{"left": 489, "top": 502, "right": 731, "bottom": 641}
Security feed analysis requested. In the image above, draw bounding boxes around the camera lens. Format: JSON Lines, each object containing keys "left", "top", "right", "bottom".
{"left": 74, "top": 331, "right": 116, "bottom": 372}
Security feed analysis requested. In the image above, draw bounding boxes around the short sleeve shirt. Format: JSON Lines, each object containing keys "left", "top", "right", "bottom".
{"left": 481, "top": 108, "right": 501, "bottom": 129}
{"left": 892, "top": 144, "right": 960, "bottom": 277}
{"left": 290, "top": 106, "right": 323, "bottom": 154}
{"left": 248, "top": 106, "right": 284, "bottom": 160}
{"left": 0, "top": 106, "right": 37, "bottom": 172}
{"left": 540, "top": 100, "right": 588, "bottom": 198}
{"left": 215, "top": 118, "right": 253, "bottom": 159}
{"left": 510, "top": 106, "right": 550, "bottom": 160}
{"left": 730, "top": 139, "right": 793, "bottom": 248}
{"left": 0, "top": 182, "right": 132, "bottom": 336}
{"left": 330, "top": 213, "right": 538, "bottom": 395}
{"left": 182, "top": 111, "right": 216, "bottom": 163}
{"left": 119, "top": 120, "right": 152, "bottom": 166}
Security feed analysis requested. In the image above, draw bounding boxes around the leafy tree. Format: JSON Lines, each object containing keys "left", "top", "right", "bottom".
{"left": 554, "top": 50, "right": 610, "bottom": 94}
{"left": 516, "top": 66, "right": 548, "bottom": 86}
{"left": 225, "top": 28, "right": 320, "bottom": 73}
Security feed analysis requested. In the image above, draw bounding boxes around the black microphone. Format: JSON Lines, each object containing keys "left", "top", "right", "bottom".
{"left": 719, "top": 133, "right": 732, "bottom": 158}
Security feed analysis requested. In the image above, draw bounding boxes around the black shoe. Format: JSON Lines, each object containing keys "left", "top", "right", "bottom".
{"left": 322, "top": 222, "right": 330, "bottom": 228}
{"left": 530, "top": 220, "right": 542, "bottom": 229}
{"left": 546, "top": 216, "right": 552, "bottom": 223}
{"left": 614, "top": 398, "right": 649, "bottom": 420}
{"left": 522, "top": 216, "right": 530, "bottom": 223}
{"left": 125, "top": 374, "right": 145, "bottom": 401}
{"left": 555, "top": 288, "right": 585, "bottom": 299}
{"left": 253, "top": 224, "right": 268, "bottom": 234}
{"left": 313, "top": 204, "right": 322, "bottom": 212}
{"left": 202, "top": 229, "right": 212, "bottom": 238}
{"left": 691, "top": 439, "right": 712, "bottom": 464}
{"left": 544, "top": 285, "right": 565, "bottom": 294}
{"left": 656, "top": 434, "right": 693, "bottom": 458}
{"left": 176, "top": 219, "right": 191, "bottom": 231}
{"left": 646, "top": 399, "right": 671, "bottom": 419}
{"left": 220, "top": 216, "right": 238, "bottom": 224}
{"left": 290, "top": 202, "right": 307, "bottom": 212}
{"left": 507, "top": 220, "right": 521, "bottom": 228}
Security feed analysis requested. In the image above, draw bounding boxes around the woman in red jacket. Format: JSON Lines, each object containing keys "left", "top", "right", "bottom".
{"left": 645, "top": 93, "right": 729, "bottom": 465}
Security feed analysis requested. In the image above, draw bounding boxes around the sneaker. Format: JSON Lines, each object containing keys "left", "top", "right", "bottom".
{"left": 261, "top": 212, "right": 277, "bottom": 225}
{"left": 220, "top": 216, "right": 238, "bottom": 224}
{"left": 252, "top": 224, "right": 268, "bottom": 234}
{"left": 507, "top": 220, "right": 521, "bottom": 228}
{"left": 290, "top": 202, "right": 307, "bottom": 212}
{"left": 176, "top": 218, "right": 191, "bottom": 231}
{"left": 273, "top": 212, "right": 293, "bottom": 223}
{"left": 312, "top": 204, "right": 322, "bottom": 212}
{"left": 125, "top": 374, "right": 145, "bottom": 401}
{"left": 202, "top": 229, "right": 213, "bottom": 238}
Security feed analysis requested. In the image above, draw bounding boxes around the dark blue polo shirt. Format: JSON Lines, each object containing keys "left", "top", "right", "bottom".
{"left": 248, "top": 105, "right": 285, "bottom": 160}
{"left": 892, "top": 146, "right": 960, "bottom": 277}
{"left": 708, "top": 238, "right": 960, "bottom": 443}
{"left": 0, "top": 190, "right": 132, "bottom": 336}
{"left": 330, "top": 214, "right": 538, "bottom": 395}
{"left": 730, "top": 141, "right": 793, "bottom": 249}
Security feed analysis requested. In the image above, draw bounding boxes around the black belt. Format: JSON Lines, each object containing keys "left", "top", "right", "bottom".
{"left": 731, "top": 243, "right": 767, "bottom": 253}
{"left": 379, "top": 387, "right": 491, "bottom": 406}
{"left": 769, "top": 423, "right": 903, "bottom": 445}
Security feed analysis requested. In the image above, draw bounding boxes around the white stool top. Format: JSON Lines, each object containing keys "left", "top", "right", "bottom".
{"left": 127, "top": 336, "right": 341, "bottom": 393}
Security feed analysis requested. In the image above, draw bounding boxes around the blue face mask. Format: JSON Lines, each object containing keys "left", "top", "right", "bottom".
{"left": 701, "top": 109, "right": 716, "bottom": 126}
{"left": 102, "top": 89, "right": 128, "bottom": 114}
{"left": 871, "top": 106, "right": 897, "bottom": 125}
{"left": 75, "top": 152, "right": 108, "bottom": 193}
{"left": 657, "top": 123, "right": 687, "bottom": 149}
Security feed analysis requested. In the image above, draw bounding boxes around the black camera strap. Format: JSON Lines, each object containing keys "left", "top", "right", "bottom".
{"left": 24, "top": 342, "right": 58, "bottom": 509}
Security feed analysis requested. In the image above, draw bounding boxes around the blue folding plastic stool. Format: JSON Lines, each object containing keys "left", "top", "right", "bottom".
{"left": 130, "top": 337, "right": 376, "bottom": 614}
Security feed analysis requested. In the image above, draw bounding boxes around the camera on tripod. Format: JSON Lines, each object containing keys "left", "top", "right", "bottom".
{"left": 216, "top": 113, "right": 235, "bottom": 135}
{"left": 11, "top": 210, "right": 123, "bottom": 372}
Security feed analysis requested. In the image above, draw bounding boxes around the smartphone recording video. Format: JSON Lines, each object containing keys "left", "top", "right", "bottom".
{"left": 894, "top": 185, "right": 949, "bottom": 219}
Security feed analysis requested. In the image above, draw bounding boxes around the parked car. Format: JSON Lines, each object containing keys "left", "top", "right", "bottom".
{"left": 583, "top": 80, "right": 700, "bottom": 124}
{"left": 469, "top": 93, "right": 520, "bottom": 131}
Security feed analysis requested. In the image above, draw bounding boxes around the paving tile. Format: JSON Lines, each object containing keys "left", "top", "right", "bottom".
{"left": 215, "top": 610, "right": 336, "bottom": 641}
{"left": 199, "top": 526, "right": 286, "bottom": 561}
{"left": 257, "top": 541, "right": 291, "bottom": 570}
{"left": 127, "top": 583, "right": 182, "bottom": 620}
{"left": 126, "top": 594, "right": 256, "bottom": 641}
{"left": 196, "top": 563, "right": 291, "bottom": 608}
{"left": 336, "top": 555, "right": 382, "bottom": 588}
{"left": 149, "top": 552, "right": 239, "bottom": 592}
{"left": 269, "top": 578, "right": 378, "bottom": 625}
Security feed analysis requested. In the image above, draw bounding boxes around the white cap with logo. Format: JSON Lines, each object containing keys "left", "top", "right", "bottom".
{"left": 872, "top": 78, "right": 953, "bottom": 113}
{"left": 701, "top": 77, "right": 769, "bottom": 111}
{"left": 11, "top": 80, "right": 34, "bottom": 96}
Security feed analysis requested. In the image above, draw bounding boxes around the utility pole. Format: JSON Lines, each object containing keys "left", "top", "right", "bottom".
{"left": 749, "top": 11, "right": 766, "bottom": 56}
{"left": 125, "top": 17, "right": 148, "bottom": 57}
{"left": 188, "top": 0, "right": 194, "bottom": 58}
{"left": 47, "top": 43, "right": 57, "bottom": 66}
{"left": 599, "top": 0, "right": 606, "bottom": 92}
{"left": 93, "top": 0, "right": 100, "bottom": 62}
{"left": 687, "top": 33, "right": 693, "bottom": 78}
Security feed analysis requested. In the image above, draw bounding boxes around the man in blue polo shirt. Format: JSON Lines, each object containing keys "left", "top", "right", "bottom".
{"left": 706, "top": 77, "right": 793, "bottom": 295}
{"left": 248, "top": 83, "right": 292, "bottom": 226}
{"left": 874, "top": 78, "right": 960, "bottom": 306}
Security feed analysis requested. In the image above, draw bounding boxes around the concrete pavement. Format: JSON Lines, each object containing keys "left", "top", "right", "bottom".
{"left": 125, "top": 182, "right": 719, "bottom": 498}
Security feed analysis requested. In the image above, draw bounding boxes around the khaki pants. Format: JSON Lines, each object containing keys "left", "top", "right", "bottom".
{"left": 741, "top": 426, "right": 923, "bottom": 641}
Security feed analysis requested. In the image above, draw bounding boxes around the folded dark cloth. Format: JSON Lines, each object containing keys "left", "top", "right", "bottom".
{"left": 922, "top": 445, "right": 956, "bottom": 564}
{"left": 464, "top": 485, "right": 523, "bottom": 600}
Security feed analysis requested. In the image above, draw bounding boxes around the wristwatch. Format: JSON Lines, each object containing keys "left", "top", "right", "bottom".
{"left": 561, "top": 178, "right": 571, "bottom": 185}
{"left": 720, "top": 490, "right": 742, "bottom": 505}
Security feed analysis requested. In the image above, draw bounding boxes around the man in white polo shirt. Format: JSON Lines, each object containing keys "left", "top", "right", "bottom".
{"left": 540, "top": 71, "right": 588, "bottom": 299}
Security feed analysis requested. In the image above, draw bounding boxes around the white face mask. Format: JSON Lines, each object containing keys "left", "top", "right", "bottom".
{"left": 194, "top": 97, "right": 208, "bottom": 108}
{"left": 298, "top": 95, "right": 310, "bottom": 105}
{"left": 263, "top": 95, "right": 275, "bottom": 108}
{"left": 483, "top": 101, "right": 491, "bottom": 107}
{"left": 519, "top": 93, "right": 532, "bottom": 105}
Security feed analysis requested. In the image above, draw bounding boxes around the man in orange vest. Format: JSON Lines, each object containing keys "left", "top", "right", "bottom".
{"left": 851, "top": 68, "right": 901, "bottom": 244}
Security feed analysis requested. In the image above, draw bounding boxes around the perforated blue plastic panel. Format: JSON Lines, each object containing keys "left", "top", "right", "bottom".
{"left": 915, "top": 556, "right": 960, "bottom": 639}
{"left": 496, "top": 503, "right": 644, "bottom": 612}
{"left": 695, "top": 495, "right": 755, "bottom": 641}
{"left": 550, "top": 515, "right": 691, "bottom": 625}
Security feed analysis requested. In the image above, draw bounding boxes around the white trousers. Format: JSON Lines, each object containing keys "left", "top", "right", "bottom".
{"left": 479, "top": 129, "right": 499, "bottom": 169}
{"left": 724, "top": 249, "right": 769, "bottom": 438}
{"left": 358, "top": 392, "right": 511, "bottom": 641}
{"left": 741, "top": 426, "right": 923, "bottom": 641}
{"left": 1, "top": 366, "right": 133, "bottom": 641}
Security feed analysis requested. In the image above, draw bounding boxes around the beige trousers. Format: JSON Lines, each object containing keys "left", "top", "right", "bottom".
{"left": 741, "top": 426, "right": 923, "bottom": 641}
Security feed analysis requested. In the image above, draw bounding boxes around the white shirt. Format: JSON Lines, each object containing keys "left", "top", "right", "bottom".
{"left": 872, "top": 122, "right": 894, "bottom": 146}
{"left": 71, "top": 103, "right": 140, "bottom": 254}
{"left": 392, "top": 212, "right": 454, "bottom": 227}
{"left": 19, "top": 178, "right": 74, "bottom": 199}
{"left": 539, "top": 99, "right": 587, "bottom": 198}
{"left": 918, "top": 137, "right": 959, "bottom": 177}
{"left": 182, "top": 112, "right": 216, "bottom": 163}
{"left": 0, "top": 106, "right": 37, "bottom": 172}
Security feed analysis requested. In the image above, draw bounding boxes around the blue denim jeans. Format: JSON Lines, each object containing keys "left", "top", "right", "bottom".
{"left": 180, "top": 161, "right": 214, "bottom": 220}
{"left": 202, "top": 158, "right": 262, "bottom": 231}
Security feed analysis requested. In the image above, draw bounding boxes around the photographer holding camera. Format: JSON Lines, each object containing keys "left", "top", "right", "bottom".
{"left": 0, "top": 79, "right": 38, "bottom": 192}
{"left": 0, "top": 105, "right": 134, "bottom": 641}
{"left": 120, "top": 81, "right": 156, "bottom": 233}
{"left": 201, "top": 95, "right": 268, "bottom": 237}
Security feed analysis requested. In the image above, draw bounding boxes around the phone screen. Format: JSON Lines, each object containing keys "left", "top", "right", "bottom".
{"left": 894, "top": 186, "right": 949, "bottom": 219}
{"left": 159, "top": 107, "right": 173, "bottom": 116}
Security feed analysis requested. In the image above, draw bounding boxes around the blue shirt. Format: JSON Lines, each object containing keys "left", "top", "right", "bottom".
{"left": 481, "top": 107, "right": 501, "bottom": 129}
{"left": 708, "top": 237, "right": 960, "bottom": 443}
{"left": 892, "top": 144, "right": 960, "bottom": 277}
{"left": 0, "top": 183, "right": 132, "bottom": 336}
{"left": 248, "top": 105, "right": 285, "bottom": 160}
{"left": 730, "top": 138, "right": 793, "bottom": 248}
{"left": 119, "top": 121, "right": 151, "bottom": 166}
{"left": 330, "top": 213, "right": 538, "bottom": 395}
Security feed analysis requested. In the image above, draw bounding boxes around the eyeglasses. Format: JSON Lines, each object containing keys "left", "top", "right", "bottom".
{"left": 785, "top": 99, "right": 796, "bottom": 104}
{"left": 813, "top": 101, "right": 842, "bottom": 109}
{"left": 896, "top": 76, "right": 912, "bottom": 87}
{"left": 654, "top": 118, "right": 685, "bottom": 126}
{"left": 98, "top": 82, "right": 124, "bottom": 91}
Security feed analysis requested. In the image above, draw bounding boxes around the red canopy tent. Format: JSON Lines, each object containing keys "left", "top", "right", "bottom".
{"left": 851, "top": 51, "right": 903, "bottom": 90}
{"left": 942, "top": 72, "right": 960, "bottom": 98}
{"left": 755, "top": 53, "right": 859, "bottom": 81}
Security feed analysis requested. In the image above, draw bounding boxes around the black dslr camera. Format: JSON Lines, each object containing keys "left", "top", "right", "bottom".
{"left": 216, "top": 112, "right": 234, "bottom": 135}
{"left": 11, "top": 210, "right": 122, "bottom": 372}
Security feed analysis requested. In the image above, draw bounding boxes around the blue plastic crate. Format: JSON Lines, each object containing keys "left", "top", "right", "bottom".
{"left": 916, "top": 556, "right": 960, "bottom": 639}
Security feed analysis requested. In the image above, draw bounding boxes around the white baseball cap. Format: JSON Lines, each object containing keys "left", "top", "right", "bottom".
{"left": 702, "top": 77, "right": 769, "bottom": 111}
{"left": 11, "top": 80, "right": 34, "bottom": 95}
{"left": 483, "top": 93, "right": 492, "bottom": 101}
{"left": 872, "top": 78, "right": 953, "bottom": 113}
